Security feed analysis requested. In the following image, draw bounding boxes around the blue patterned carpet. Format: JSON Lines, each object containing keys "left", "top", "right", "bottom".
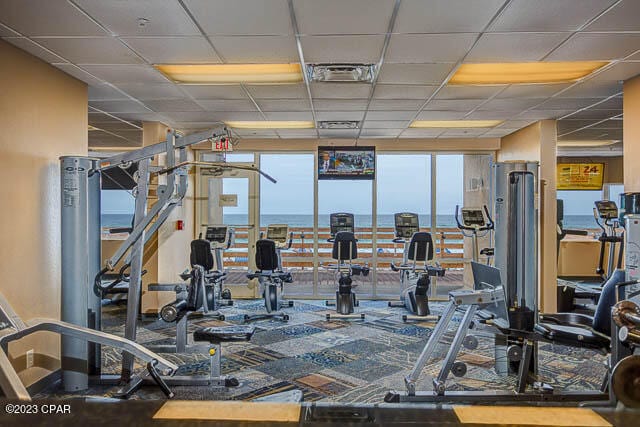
{"left": 40, "top": 299, "right": 607, "bottom": 403}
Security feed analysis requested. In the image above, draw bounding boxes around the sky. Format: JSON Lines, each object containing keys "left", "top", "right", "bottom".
{"left": 102, "top": 154, "right": 614, "bottom": 218}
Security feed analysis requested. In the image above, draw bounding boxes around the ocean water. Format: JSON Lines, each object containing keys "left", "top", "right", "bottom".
{"left": 102, "top": 213, "right": 599, "bottom": 230}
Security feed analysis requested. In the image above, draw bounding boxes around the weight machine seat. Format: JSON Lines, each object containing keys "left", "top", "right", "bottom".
{"left": 540, "top": 312, "right": 594, "bottom": 328}
{"left": 255, "top": 239, "right": 279, "bottom": 271}
{"left": 534, "top": 323, "right": 609, "bottom": 350}
{"left": 191, "top": 239, "right": 215, "bottom": 271}
{"left": 193, "top": 325, "right": 255, "bottom": 344}
{"left": 332, "top": 231, "right": 358, "bottom": 261}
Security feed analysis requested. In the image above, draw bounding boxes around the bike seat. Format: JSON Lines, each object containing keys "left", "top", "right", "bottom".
{"left": 480, "top": 248, "right": 494, "bottom": 256}
{"left": 193, "top": 325, "right": 255, "bottom": 344}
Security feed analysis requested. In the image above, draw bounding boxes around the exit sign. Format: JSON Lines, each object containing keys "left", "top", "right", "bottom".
{"left": 212, "top": 137, "right": 233, "bottom": 152}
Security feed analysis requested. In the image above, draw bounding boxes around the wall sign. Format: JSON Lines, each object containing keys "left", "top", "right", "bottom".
{"left": 219, "top": 194, "right": 238, "bottom": 207}
{"left": 557, "top": 163, "right": 605, "bottom": 190}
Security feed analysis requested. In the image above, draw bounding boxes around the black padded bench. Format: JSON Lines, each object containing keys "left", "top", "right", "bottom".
{"left": 193, "top": 325, "right": 255, "bottom": 387}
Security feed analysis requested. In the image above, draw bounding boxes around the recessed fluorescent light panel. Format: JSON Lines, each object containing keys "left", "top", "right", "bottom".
{"left": 317, "top": 121, "right": 360, "bottom": 129}
{"left": 154, "top": 64, "right": 303, "bottom": 84}
{"left": 225, "top": 121, "right": 315, "bottom": 129}
{"left": 410, "top": 120, "right": 503, "bottom": 128}
{"left": 449, "top": 61, "right": 608, "bottom": 85}
{"left": 557, "top": 140, "right": 619, "bottom": 147}
{"left": 307, "top": 64, "right": 376, "bottom": 83}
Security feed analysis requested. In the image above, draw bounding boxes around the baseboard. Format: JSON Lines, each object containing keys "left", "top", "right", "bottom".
{"left": 26, "top": 369, "right": 61, "bottom": 396}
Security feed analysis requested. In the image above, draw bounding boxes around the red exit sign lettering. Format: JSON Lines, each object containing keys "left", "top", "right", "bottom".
{"left": 213, "top": 137, "right": 232, "bottom": 152}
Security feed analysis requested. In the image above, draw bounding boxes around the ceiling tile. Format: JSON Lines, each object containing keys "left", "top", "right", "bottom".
{"left": 516, "top": 109, "right": 575, "bottom": 120}
{"left": 88, "top": 111, "right": 126, "bottom": 123}
{"left": 75, "top": 0, "right": 200, "bottom": 36}
{"left": 35, "top": 37, "right": 143, "bottom": 64}
{"left": 377, "top": 63, "right": 454, "bottom": 85}
{"left": 386, "top": 33, "right": 477, "bottom": 63}
{"left": 166, "top": 111, "right": 254, "bottom": 122}
{"left": 2, "top": 37, "right": 66, "bottom": 62}
{"left": 276, "top": 129, "right": 318, "bottom": 138}
{"left": 301, "top": 35, "right": 385, "bottom": 63}
{"left": 559, "top": 79, "right": 621, "bottom": 98}
{"left": 310, "top": 83, "right": 371, "bottom": 99}
{"left": 88, "top": 130, "right": 130, "bottom": 146}
{"left": 122, "top": 37, "right": 220, "bottom": 63}
{"left": 489, "top": 0, "right": 618, "bottom": 32}
{"left": 563, "top": 108, "right": 621, "bottom": 119}
{"left": 590, "top": 96, "right": 623, "bottom": 110}
{"left": 359, "top": 129, "right": 403, "bottom": 138}
{"left": 256, "top": 99, "right": 311, "bottom": 111}
{"left": 184, "top": 0, "right": 291, "bottom": 35}
{"left": 497, "top": 120, "right": 536, "bottom": 128}
{"left": 439, "top": 128, "right": 489, "bottom": 137}
{"left": 478, "top": 98, "right": 543, "bottom": 111}
{"left": 316, "top": 111, "right": 365, "bottom": 121}
{"left": 395, "top": 0, "right": 506, "bottom": 33}
{"left": 368, "top": 99, "right": 424, "bottom": 111}
{"left": 318, "top": 129, "right": 359, "bottom": 138}
{"left": 80, "top": 64, "right": 168, "bottom": 83}
{"left": 466, "top": 32, "right": 570, "bottom": 62}
{"left": 436, "top": 85, "right": 505, "bottom": 100}
{"left": 535, "top": 97, "right": 606, "bottom": 110}
{"left": 557, "top": 119, "right": 601, "bottom": 132}
{"left": 414, "top": 110, "right": 467, "bottom": 120}
{"left": 263, "top": 111, "right": 314, "bottom": 120}
{"left": 496, "top": 83, "right": 571, "bottom": 99}
{"left": 89, "top": 100, "right": 151, "bottom": 113}
{"left": 585, "top": 0, "right": 640, "bottom": 31}
{"left": 465, "top": 111, "right": 515, "bottom": 120}
{"left": 314, "top": 99, "right": 368, "bottom": 111}
{"left": 482, "top": 129, "right": 517, "bottom": 137}
{"left": 423, "top": 99, "right": 484, "bottom": 111}
{"left": 366, "top": 111, "right": 417, "bottom": 120}
{"left": 232, "top": 129, "right": 280, "bottom": 138}
{"left": 89, "top": 84, "right": 130, "bottom": 101}
{"left": 399, "top": 128, "right": 444, "bottom": 138}
{"left": 245, "top": 84, "right": 308, "bottom": 99}
{"left": 210, "top": 36, "right": 298, "bottom": 63}
{"left": 174, "top": 122, "right": 219, "bottom": 131}
{"left": 52, "top": 63, "right": 104, "bottom": 85}
{"left": 546, "top": 33, "right": 640, "bottom": 61}
{"left": 197, "top": 99, "right": 258, "bottom": 111}
{"left": 105, "top": 112, "right": 169, "bottom": 122}
{"left": 145, "top": 98, "right": 205, "bottom": 112}
{"left": 116, "top": 83, "right": 185, "bottom": 100}
{"left": 373, "top": 84, "right": 437, "bottom": 100}
{"left": 293, "top": 0, "right": 395, "bottom": 35}
{"left": 89, "top": 121, "right": 141, "bottom": 131}
{"left": 183, "top": 85, "right": 249, "bottom": 100}
{"left": 0, "top": 0, "right": 106, "bottom": 36}
{"left": 591, "top": 62, "right": 640, "bottom": 82}
{"left": 207, "top": 111, "right": 265, "bottom": 121}
{"left": 362, "top": 120, "right": 409, "bottom": 129}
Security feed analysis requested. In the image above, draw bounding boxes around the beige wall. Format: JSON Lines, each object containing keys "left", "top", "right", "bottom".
{"left": 0, "top": 40, "right": 87, "bottom": 386}
{"left": 498, "top": 121, "right": 558, "bottom": 313}
{"left": 624, "top": 76, "right": 640, "bottom": 192}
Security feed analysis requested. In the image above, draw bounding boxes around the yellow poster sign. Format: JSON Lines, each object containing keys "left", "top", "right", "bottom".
{"left": 557, "top": 163, "right": 604, "bottom": 190}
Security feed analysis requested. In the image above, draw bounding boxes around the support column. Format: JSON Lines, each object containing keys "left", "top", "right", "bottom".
{"left": 497, "top": 120, "right": 557, "bottom": 313}
{"left": 624, "top": 76, "right": 640, "bottom": 192}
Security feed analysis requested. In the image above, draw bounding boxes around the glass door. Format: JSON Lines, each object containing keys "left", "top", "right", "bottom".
{"left": 196, "top": 159, "right": 259, "bottom": 297}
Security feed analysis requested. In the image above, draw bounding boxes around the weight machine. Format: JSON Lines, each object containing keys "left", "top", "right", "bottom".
{"left": 388, "top": 213, "right": 444, "bottom": 322}
{"left": 61, "top": 127, "right": 277, "bottom": 396}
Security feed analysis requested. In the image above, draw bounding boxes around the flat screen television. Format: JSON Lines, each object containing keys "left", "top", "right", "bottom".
{"left": 318, "top": 146, "right": 375, "bottom": 180}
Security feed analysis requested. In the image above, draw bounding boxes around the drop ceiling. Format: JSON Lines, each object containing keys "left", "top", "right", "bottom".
{"left": 0, "top": 0, "right": 638, "bottom": 154}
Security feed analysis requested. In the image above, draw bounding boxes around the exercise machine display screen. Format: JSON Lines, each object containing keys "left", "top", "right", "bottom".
{"left": 330, "top": 213, "right": 355, "bottom": 236}
{"left": 394, "top": 212, "right": 419, "bottom": 239}
{"left": 205, "top": 226, "right": 228, "bottom": 243}
{"left": 595, "top": 200, "right": 618, "bottom": 219}
{"left": 462, "top": 208, "right": 486, "bottom": 227}
{"left": 266, "top": 224, "right": 288, "bottom": 245}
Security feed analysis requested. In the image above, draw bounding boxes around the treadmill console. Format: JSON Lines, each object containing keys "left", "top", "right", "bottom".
{"left": 394, "top": 212, "right": 419, "bottom": 239}
{"left": 595, "top": 200, "right": 618, "bottom": 219}
{"left": 266, "top": 224, "right": 289, "bottom": 246}
{"left": 461, "top": 208, "right": 486, "bottom": 227}
{"left": 204, "top": 225, "right": 229, "bottom": 247}
{"left": 330, "top": 212, "right": 355, "bottom": 237}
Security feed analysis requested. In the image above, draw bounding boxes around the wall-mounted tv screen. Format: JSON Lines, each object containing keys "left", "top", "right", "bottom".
{"left": 318, "top": 146, "right": 375, "bottom": 180}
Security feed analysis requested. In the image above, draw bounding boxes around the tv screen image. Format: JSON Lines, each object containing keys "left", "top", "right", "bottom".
{"left": 318, "top": 146, "right": 375, "bottom": 180}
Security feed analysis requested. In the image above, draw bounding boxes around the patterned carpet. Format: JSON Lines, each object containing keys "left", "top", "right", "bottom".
{"left": 40, "top": 298, "right": 607, "bottom": 402}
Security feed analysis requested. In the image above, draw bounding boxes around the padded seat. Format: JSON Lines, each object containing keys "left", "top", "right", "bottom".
{"left": 534, "top": 323, "right": 609, "bottom": 350}
{"left": 193, "top": 325, "right": 255, "bottom": 344}
{"left": 539, "top": 312, "right": 594, "bottom": 328}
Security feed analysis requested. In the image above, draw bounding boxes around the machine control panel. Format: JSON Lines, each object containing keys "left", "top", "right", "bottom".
{"left": 394, "top": 212, "right": 419, "bottom": 239}
{"left": 330, "top": 213, "right": 355, "bottom": 237}
{"left": 462, "top": 208, "right": 486, "bottom": 227}
{"left": 595, "top": 200, "right": 618, "bottom": 219}
{"left": 266, "top": 224, "right": 289, "bottom": 247}
{"left": 204, "top": 225, "right": 229, "bottom": 248}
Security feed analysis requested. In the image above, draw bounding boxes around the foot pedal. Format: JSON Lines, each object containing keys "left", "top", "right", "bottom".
{"left": 113, "top": 376, "right": 144, "bottom": 399}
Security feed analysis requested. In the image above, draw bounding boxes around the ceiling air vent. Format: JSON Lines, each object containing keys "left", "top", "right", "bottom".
{"left": 317, "top": 121, "right": 360, "bottom": 129}
{"left": 307, "top": 64, "right": 376, "bottom": 83}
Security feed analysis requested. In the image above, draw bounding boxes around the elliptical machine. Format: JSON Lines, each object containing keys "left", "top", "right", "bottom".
{"left": 594, "top": 200, "right": 624, "bottom": 282}
{"left": 454, "top": 205, "right": 494, "bottom": 264}
{"left": 245, "top": 224, "right": 294, "bottom": 322}
{"left": 388, "top": 213, "right": 444, "bottom": 322}
{"left": 324, "top": 213, "right": 367, "bottom": 321}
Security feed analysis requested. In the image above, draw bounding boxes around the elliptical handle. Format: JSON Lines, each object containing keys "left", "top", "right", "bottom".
{"left": 454, "top": 205, "right": 465, "bottom": 229}
{"left": 482, "top": 205, "right": 495, "bottom": 231}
